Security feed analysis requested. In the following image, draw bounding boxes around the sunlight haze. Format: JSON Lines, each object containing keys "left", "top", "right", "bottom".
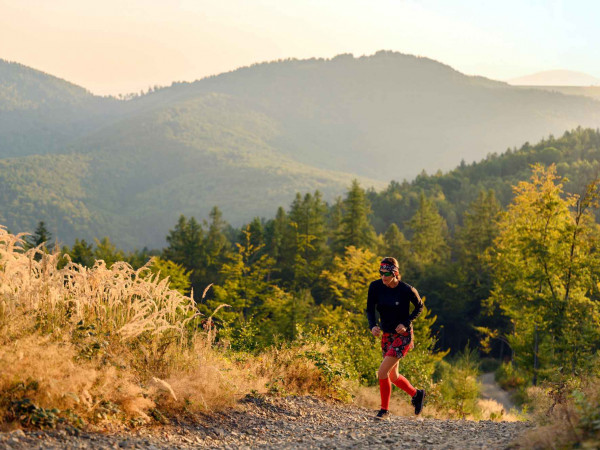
{"left": 1, "top": 0, "right": 599, "bottom": 95}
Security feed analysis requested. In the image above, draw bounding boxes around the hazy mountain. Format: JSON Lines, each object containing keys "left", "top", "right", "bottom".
{"left": 513, "top": 85, "right": 600, "bottom": 102}
{"left": 139, "top": 52, "right": 600, "bottom": 180}
{"left": 0, "top": 60, "right": 122, "bottom": 158}
{"left": 3, "top": 52, "right": 600, "bottom": 248}
{"left": 508, "top": 69, "right": 600, "bottom": 86}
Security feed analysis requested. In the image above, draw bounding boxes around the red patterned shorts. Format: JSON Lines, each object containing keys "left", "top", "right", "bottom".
{"left": 381, "top": 329, "right": 414, "bottom": 359}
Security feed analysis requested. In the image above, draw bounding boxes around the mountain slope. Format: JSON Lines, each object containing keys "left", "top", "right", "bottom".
{"left": 138, "top": 51, "right": 600, "bottom": 180}
{"left": 3, "top": 52, "right": 600, "bottom": 248}
{"left": 0, "top": 93, "right": 381, "bottom": 247}
{"left": 0, "top": 59, "right": 120, "bottom": 158}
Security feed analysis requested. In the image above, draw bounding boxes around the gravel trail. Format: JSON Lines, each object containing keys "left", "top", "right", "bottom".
{"left": 0, "top": 395, "right": 532, "bottom": 449}
{"left": 479, "top": 373, "right": 518, "bottom": 413}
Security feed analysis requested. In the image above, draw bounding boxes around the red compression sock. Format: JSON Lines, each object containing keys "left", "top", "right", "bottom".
{"left": 379, "top": 378, "right": 391, "bottom": 410}
{"left": 392, "top": 374, "right": 417, "bottom": 397}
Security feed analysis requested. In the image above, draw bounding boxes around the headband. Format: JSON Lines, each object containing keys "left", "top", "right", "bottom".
{"left": 380, "top": 262, "right": 398, "bottom": 274}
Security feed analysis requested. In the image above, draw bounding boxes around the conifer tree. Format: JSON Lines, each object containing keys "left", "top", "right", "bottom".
{"left": 205, "top": 227, "right": 278, "bottom": 347}
{"left": 246, "top": 217, "right": 265, "bottom": 251}
{"left": 381, "top": 223, "right": 410, "bottom": 272}
{"left": 163, "top": 215, "right": 206, "bottom": 296}
{"left": 265, "top": 207, "right": 288, "bottom": 263}
{"left": 288, "top": 191, "right": 329, "bottom": 286}
{"left": 455, "top": 190, "right": 501, "bottom": 292}
{"left": 328, "top": 196, "right": 344, "bottom": 245}
{"left": 69, "top": 238, "right": 95, "bottom": 267}
{"left": 25, "top": 221, "right": 53, "bottom": 251}
{"left": 94, "top": 237, "right": 124, "bottom": 268}
{"left": 334, "top": 180, "right": 376, "bottom": 253}
{"left": 407, "top": 192, "right": 449, "bottom": 268}
{"left": 204, "top": 206, "right": 231, "bottom": 284}
{"left": 264, "top": 206, "right": 295, "bottom": 282}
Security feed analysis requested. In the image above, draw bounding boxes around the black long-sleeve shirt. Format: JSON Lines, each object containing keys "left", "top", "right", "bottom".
{"left": 366, "top": 279, "right": 424, "bottom": 333}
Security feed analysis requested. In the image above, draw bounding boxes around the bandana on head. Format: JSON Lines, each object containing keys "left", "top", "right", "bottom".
{"left": 380, "top": 262, "right": 398, "bottom": 274}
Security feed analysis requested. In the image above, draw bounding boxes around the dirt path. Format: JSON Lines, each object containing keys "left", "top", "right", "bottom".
{"left": 0, "top": 395, "right": 532, "bottom": 449}
{"left": 479, "top": 372, "right": 518, "bottom": 413}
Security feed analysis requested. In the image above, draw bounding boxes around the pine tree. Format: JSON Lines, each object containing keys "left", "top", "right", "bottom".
{"left": 205, "top": 227, "right": 277, "bottom": 348}
{"left": 265, "top": 207, "right": 288, "bottom": 264}
{"left": 204, "top": 206, "right": 231, "bottom": 285}
{"left": 381, "top": 223, "right": 410, "bottom": 272}
{"left": 288, "top": 191, "right": 329, "bottom": 287}
{"left": 69, "top": 238, "right": 95, "bottom": 267}
{"left": 246, "top": 217, "right": 265, "bottom": 252}
{"left": 26, "top": 221, "right": 53, "bottom": 251}
{"left": 163, "top": 215, "right": 206, "bottom": 296}
{"left": 94, "top": 237, "right": 124, "bottom": 268}
{"left": 407, "top": 192, "right": 449, "bottom": 268}
{"left": 335, "top": 180, "right": 376, "bottom": 253}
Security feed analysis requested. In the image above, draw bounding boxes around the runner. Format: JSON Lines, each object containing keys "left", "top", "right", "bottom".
{"left": 366, "top": 257, "right": 426, "bottom": 419}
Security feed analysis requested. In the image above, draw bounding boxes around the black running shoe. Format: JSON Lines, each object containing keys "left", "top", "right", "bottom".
{"left": 375, "top": 409, "right": 390, "bottom": 420}
{"left": 411, "top": 389, "right": 425, "bottom": 415}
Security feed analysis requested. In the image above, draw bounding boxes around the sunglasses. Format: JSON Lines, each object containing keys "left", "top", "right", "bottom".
{"left": 379, "top": 271, "right": 394, "bottom": 277}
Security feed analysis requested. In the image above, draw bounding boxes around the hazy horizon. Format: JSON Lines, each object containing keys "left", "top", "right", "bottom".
{"left": 2, "top": 0, "right": 599, "bottom": 96}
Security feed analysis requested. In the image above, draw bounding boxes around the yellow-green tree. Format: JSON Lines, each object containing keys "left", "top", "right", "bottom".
{"left": 149, "top": 257, "right": 191, "bottom": 295}
{"left": 488, "top": 164, "right": 600, "bottom": 378}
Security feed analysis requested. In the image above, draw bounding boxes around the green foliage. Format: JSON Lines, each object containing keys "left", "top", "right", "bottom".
{"left": 407, "top": 192, "right": 449, "bottom": 269}
{"left": 93, "top": 237, "right": 124, "bottom": 269}
{"left": 24, "top": 221, "right": 53, "bottom": 252}
{"left": 380, "top": 223, "right": 409, "bottom": 273}
{"left": 67, "top": 239, "right": 95, "bottom": 267}
{"left": 495, "top": 362, "right": 528, "bottom": 391}
{"left": 334, "top": 180, "right": 376, "bottom": 253}
{"left": 3, "top": 381, "right": 84, "bottom": 430}
{"left": 436, "top": 347, "right": 481, "bottom": 418}
{"left": 488, "top": 164, "right": 600, "bottom": 381}
{"left": 149, "top": 257, "right": 191, "bottom": 295}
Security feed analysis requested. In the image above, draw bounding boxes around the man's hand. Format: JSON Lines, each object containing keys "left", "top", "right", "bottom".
{"left": 395, "top": 323, "right": 407, "bottom": 333}
{"left": 371, "top": 326, "right": 381, "bottom": 337}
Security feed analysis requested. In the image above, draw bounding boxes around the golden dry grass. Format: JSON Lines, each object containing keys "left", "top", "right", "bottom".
{"left": 520, "top": 380, "right": 600, "bottom": 448}
{"left": 0, "top": 225, "right": 343, "bottom": 428}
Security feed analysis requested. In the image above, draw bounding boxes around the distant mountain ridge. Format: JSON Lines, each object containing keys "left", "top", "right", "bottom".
{"left": 2, "top": 52, "right": 600, "bottom": 248}
{"left": 508, "top": 69, "right": 600, "bottom": 86}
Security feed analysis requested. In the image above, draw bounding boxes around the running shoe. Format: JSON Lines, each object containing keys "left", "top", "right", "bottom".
{"left": 411, "top": 389, "right": 425, "bottom": 415}
{"left": 375, "top": 409, "right": 390, "bottom": 420}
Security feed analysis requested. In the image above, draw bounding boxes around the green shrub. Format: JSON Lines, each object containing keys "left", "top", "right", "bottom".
{"left": 436, "top": 347, "right": 481, "bottom": 418}
{"left": 495, "top": 361, "right": 528, "bottom": 390}
{"left": 479, "top": 357, "right": 501, "bottom": 373}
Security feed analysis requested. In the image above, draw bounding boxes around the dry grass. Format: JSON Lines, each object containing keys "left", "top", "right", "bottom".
{"left": 0, "top": 226, "right": 343, "bottom": 429}
{"left": 520, "top": 379, "right": 600, "bottom": 448}
{"left": 476, "top": 399, "right": 520, "bottom": 422}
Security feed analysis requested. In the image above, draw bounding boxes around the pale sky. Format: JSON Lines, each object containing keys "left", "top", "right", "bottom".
{"left": 1, "top": 0, "right": 599, "bottom": 96}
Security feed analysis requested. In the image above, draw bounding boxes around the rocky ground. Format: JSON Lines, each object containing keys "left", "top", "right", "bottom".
{"left": 0, "top": 395, "right": 533, "bottom": 449}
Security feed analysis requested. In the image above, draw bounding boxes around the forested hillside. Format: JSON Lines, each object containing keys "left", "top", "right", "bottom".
{"left": 2, "top": 53, "right": 600, "bottom": 248}
{"left": 0, "top": 60, "right": 120, "bottom": 158}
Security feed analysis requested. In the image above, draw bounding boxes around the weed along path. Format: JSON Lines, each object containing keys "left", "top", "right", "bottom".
{"left": 0, "top": 395, "right": 532, "bottom": 449}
